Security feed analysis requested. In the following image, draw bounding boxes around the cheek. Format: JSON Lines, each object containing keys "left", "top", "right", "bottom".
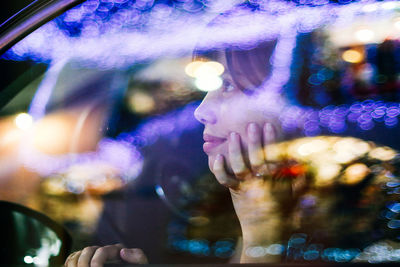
{"left": 209, "top": 95, "right": 267, "bottom": 172}
{"left": 220, "top": 105, "right": 250, "bottom": 136}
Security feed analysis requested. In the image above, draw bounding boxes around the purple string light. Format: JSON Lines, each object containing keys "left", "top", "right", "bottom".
{"left": 3, "top": 0, "right": 392, "bottom": 68}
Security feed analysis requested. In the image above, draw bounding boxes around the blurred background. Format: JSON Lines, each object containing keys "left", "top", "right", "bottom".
{"left": 2, "top": 0, "right": 400, "bottom": 265}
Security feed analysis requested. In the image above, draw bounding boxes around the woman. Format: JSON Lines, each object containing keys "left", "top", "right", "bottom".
{"left": 65, "top": 36, "right": 400, "bottom": 266}
{"left": 193, "top": 43, "right": 302, "bottom": 263}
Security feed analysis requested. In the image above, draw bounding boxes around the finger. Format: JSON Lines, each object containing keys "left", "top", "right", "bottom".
{"left": 66, "top": 251, "right": 81, "bottom": 267}
{"left": 228, "top": 132, "right": 250, "bottom": 178}
{"left": 120, "top": 248, "right": 148, "bottom": 264}
{"left": 77, "top": 246, "right": 99, "bottom": 267}
{"left": 263, "top": 123, "right": 276, "bottom": 172}
{"left": 90, "top": 244, "right": 123, "bottom": 267}
{"left": 247, "top": 123, "right": 265, "bottom": 171}
{"left": 263, "top": 123, "right": 276, "bottom": 154}
{"left": 213, "top": 154, "right": 239, "bottom": 188}
{"left": 65, "top": 251, "right": 76, "bottom": 266}
{"left": 65, "top": 252, "right": 74, "bottom": 267}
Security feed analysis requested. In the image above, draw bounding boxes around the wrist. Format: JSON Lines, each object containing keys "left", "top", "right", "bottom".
{"left": 229, "top": 183, "right": 283, "bottom": 222}
{"left": 240, "top": 216, "right": 283, "bottom": 245}
{"left": 239, "top": 215, "right": 285, "bottom": 263}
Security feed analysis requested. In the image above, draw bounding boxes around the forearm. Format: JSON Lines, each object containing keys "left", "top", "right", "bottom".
{"left": 229, "top": 182, "right": 288, "bottom": 263}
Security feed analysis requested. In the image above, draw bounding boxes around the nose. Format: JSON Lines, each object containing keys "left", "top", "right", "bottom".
{"left": 194, "top": 93, "right": 217, "bottom": 125}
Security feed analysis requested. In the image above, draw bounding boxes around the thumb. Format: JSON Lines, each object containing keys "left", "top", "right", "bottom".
{"left": 120, "top": 248, "right": 148, "bottom": 264}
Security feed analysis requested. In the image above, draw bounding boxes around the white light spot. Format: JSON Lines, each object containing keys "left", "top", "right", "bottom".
{"left": 297, "top": 140, "right": 327, "bottom": 156}
{"left": 245, "top": 246, "right": 267, "bottom": 258}
{"left": 342, "top": 163, "right": 369, "bottom": 185}
{"left": 266, "top": 244, "right": 285, "bottom": 255}
{"left": 362, "top": 4, "right": 378, "bottom": 13}
{"left": 369, "top": 147, "right": 396, "bottom": 161}
{"left": 394, "top": 18, "right": 400, "bottom": 30}
{"left": 355, "top": 29, "right": 375, "bottom": 43}
{"left": 318, "top": 164, "right": 341, "bottom": 184}
{"left": 155, "top": 185, "right": 165, "bottom": 197}
{"left": 342, "top": 49, "right": 363, "bottom": 63}
{"left": 128, "top": 91, "right": 155, "bottom": 114}
{"left": 33, "top": 256, "right": 41, "bottom": 265}
{"left": 333, "top": 152, "right": 355, "bottom": 163}
{"left": 194, "top": 75, "right": 223, "bottom": 92}
{"left": 185, "top": 61, "right": 224, "bottom": 78}
{"left": 381, "top": 1, "right": 399, "bottom": 10}
{"left": 24, "top": 256, "right": 33, "bottom": 264}
{"left": 185, "top": 61, "right": 203, "bottom": 77}
{"left": 15, "top": 113, "right": 33, "bottom": 131}
{"left": 197, "top": 61, "right": 224, "bottom": 77}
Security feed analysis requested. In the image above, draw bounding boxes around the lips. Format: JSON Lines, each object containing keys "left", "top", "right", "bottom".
{"left": 203, "top": 134, "right": 226, "bottom": 153}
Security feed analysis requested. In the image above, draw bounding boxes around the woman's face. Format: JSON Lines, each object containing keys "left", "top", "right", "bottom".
{"left": 194, "top": 54, "right": 268, "bottom": 173}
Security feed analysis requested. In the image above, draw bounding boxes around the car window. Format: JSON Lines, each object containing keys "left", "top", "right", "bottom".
{"left": 1, "top": 0, "right": 400, "bottom": 265}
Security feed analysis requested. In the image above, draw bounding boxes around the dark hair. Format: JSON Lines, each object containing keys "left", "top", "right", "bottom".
{"left": 193, "top": 39, "right": 277, "bottom": 94}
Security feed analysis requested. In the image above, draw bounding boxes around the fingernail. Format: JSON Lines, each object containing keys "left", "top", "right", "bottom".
{"left": 248, "top": 123, "right": 258, "bottom": 142}
{"left": 264, "top": 123, "right": 275, "bottom": 142}
{"left": 249, "top": 122, "right": 257, "bottom": 133}
{"left": 230, "top": 132, "right": 238, "bottom": 141}
{"left": 216, "top": 154, "right": 223, "bottom": 162}
{"left": 264, "top": 123, "right": 273, "bottom": 134}
{"left": 121, "top": 248, "right": 129, "bottom": 257}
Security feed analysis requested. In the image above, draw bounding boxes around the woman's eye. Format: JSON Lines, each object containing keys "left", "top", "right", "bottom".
{"left": 222, "top": 80, "right": 235, "bottom": 93}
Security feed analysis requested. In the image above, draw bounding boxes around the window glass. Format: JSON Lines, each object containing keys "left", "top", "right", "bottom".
{"left": 2, "top": 0, "right": 400, "bottom": 265}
